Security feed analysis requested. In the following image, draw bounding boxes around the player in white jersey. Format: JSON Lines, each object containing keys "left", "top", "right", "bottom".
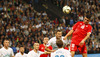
{"left": 46, "top": 30, "right": 67, "bottom": 51}
{"left": 0, "top": 39, "right": 14, "bottom": 57}
{"left": 15, "top": 45, "right": 27, "bottom": 57}
{"left": 27, "top": 43, "right": 51, "bottom": 57}
{"left": 51, "top": 40, "right": 71, "bottom": 57}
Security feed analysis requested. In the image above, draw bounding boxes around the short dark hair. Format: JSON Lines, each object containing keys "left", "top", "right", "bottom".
{"left": 55, "top": 30, "right": 62, "bottom": 34}
{"left": 3, "top": 38, "right": 9, "bottom": 43}
{"left": 86, "top": 15, "right": 91, "bottom": 20}
{"left": 3, "top": 38, "right": 9, "bottom": 46}
{"left": 56, "top": 39, "right": 63, "bottom": 48}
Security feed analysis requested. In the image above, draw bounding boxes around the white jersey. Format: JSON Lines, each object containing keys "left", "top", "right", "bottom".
{"left": 51, "top": 48, "right": 71, "bottom": 57}
{"left": 27, "top": 50, "right": 44, "bottom": 57}
{"left": 15, "top": 52, "right": 27, "bottom": 57}
{"left": 47, "top": 36, "right": 67, "bottom": 50}
{"left": 0, "top": 47, "right": 14, "bottom": 57}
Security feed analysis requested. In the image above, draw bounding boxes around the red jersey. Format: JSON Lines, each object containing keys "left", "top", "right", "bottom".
{"left": 72, "top": 21, "right": 92, "bottom": 45}
{"left": 39, "top": 44, "right": 52, "bottom": 57}
{"left": 64, "top": 47, "right": 69, "bottom": 50}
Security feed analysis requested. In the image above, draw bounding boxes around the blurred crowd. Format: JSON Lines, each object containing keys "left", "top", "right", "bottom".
{"left": 0, "top": 0, "right": 100, "bottom": 54}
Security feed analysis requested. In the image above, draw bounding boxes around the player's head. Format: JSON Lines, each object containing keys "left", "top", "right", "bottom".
{"left": 3, "top": 38, "right": 9, "bottom": 48}
{"left": 20, "top": 45, "right": 25, "bottom": 53}
{"left": 43, "top": 37, "right": 49, "bottom": 44}
{"left": 56, "top": 39, "right": 63, "bottom": 48}
{"left": 55, "top": 30, "right": 62, "bottom": 39}
{"left": 34, "top": 43, "right": 39, "bottom": 50}
{"left": 84, "top": 15, "right": 91, "bottom": 24}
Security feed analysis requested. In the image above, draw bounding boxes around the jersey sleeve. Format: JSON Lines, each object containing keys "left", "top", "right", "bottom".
{"left": 72, "top": 22, "right": 80, "bottom": 31}
{"left": 87, "top": 26, "right": 92, "bottom": 34}
{"left": 48, "top": 46, "right": 53, "bottom": 50}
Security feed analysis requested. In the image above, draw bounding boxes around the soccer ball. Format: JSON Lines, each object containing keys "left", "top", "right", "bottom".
{"left": 62, "top": 5, "right": 71, "bottom": 14}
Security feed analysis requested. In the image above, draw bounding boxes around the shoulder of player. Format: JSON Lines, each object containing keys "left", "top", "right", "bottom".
{"left": 73, "top": 21, "right": 83, "bottom": 25}
{"left": 0, "top": 47, "right": 4, "bottom": 52}
{"left": 0, "top": 47, "right": 3, "bottom": 50}
{"left": 24, "top": 53, "right": 27, "bottom": 55}
{"left": 23, "top": 53, "right": 27, "bottom": 56}
{"left": 63, "top": 49, "right": 70, "bottom": 53}
{"left": 15, "top": 52, "right": 20, "bottom": 55}
{"left": 0, "top": 48, "right": 2, "bottom": 51}
{"left": 85, "top": 24, "right": 92, "bottom": 29}
{"left": 48, "top": 45, "right": 52, "bottom": 48}
{"left": 88, "top": 24, "right": 92, "bottom": 28}
{"left": 77, "top": 21, "right": 83, "bottom": 23}
{"left": 51, "top": 37, "right": 56, "bottom": 39}
{"left": 39, "top": 44, "right": 43, "bottom": 46}
{"left": 28, "top": 50, "right": 34, "bottom": 54}
{"left": 0, "top": 47, "right": 12, "bottom": 50}
{"left": 9, "top": 47, "right": 13, "bottom": 50}
{"left": 16, "top": 52, "right": 27, "bottom": 56}
{"left": 64, "top": 49, "right": 69, "bottom": 51}
{"left": 50, "top": 37, "right": 56, "bottom": 40}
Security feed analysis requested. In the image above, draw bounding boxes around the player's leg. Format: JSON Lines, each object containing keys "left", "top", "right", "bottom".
{"left": 82, "top": 44, "right": 87, "bottom": 57}
{"left": 82, "top": 53, "right": 87, "bottom": 57}
{"left": 78, "top": 43, "right": 87, "bottom": 57}
{"left": 70, "top": 42, "right": 77, "bottom": 57}
{"left": 70, "top": 51, "right": 75, "bottom": 57}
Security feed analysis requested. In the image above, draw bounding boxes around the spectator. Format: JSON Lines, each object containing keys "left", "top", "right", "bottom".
{"left": 65, "top": 16, "right": 70, "bottom": 27}
{"left": 60, "top": 16, "right": 66, "bottom": 24}
{"left": 53, "top": 18, "right": 59, "bottom": 24}
{"left": 11, "top": 44, "right": 17, "bottom": 54}
{"left": 96, "top": 48, "right": 100, "bottom": 53}
{"left": 69, "top": 17, "right": 74, "bottom": 26}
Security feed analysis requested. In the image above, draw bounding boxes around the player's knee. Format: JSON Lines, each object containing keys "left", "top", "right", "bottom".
{"left": 71, "top": 51, "right": 75, "bottom": 57}
{"left": 82, "top": 53, "right": 87, "bottom": 57}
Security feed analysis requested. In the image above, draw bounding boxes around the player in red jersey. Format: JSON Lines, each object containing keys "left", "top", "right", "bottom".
{"left": 39, "top": 37, "right": 52, "bottom": 57}
{"left": 64, "top": 15, "right": 92, "bottom": 57}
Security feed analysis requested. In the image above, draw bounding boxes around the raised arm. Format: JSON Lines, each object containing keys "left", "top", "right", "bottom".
{"left": 63, "top": 29, "right": 74, "bottom": 40}
{"left": 64, "top": 22, "right": 80, "bottom": 40}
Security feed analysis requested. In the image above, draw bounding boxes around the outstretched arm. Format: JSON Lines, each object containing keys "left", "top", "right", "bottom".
{"left": 63, "top": 29, "right": 74, "bottom": 40}
{"left": 64, "top": 22, "right": 80, "bottom": 40}
{"left": 44, "top": 51, "right": 51, "bottom": 54}
{"left": 45, "top": 46, "right": 55, "bottom": 52}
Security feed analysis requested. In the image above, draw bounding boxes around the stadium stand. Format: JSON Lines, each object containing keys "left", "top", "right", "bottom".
{"left": 0, "top": 0, "right": 100, "bottom": 55}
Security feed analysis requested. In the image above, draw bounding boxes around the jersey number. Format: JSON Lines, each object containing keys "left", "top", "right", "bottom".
{"left": 81, "top": 25, "right": 85, "bottom": 29}
{"left": 55, "top": 55, "right": 65, "bottom": 57}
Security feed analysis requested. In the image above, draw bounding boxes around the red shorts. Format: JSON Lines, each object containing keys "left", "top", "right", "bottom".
{"left": 70, "top": 42, "right": 87, "bottom": 54}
